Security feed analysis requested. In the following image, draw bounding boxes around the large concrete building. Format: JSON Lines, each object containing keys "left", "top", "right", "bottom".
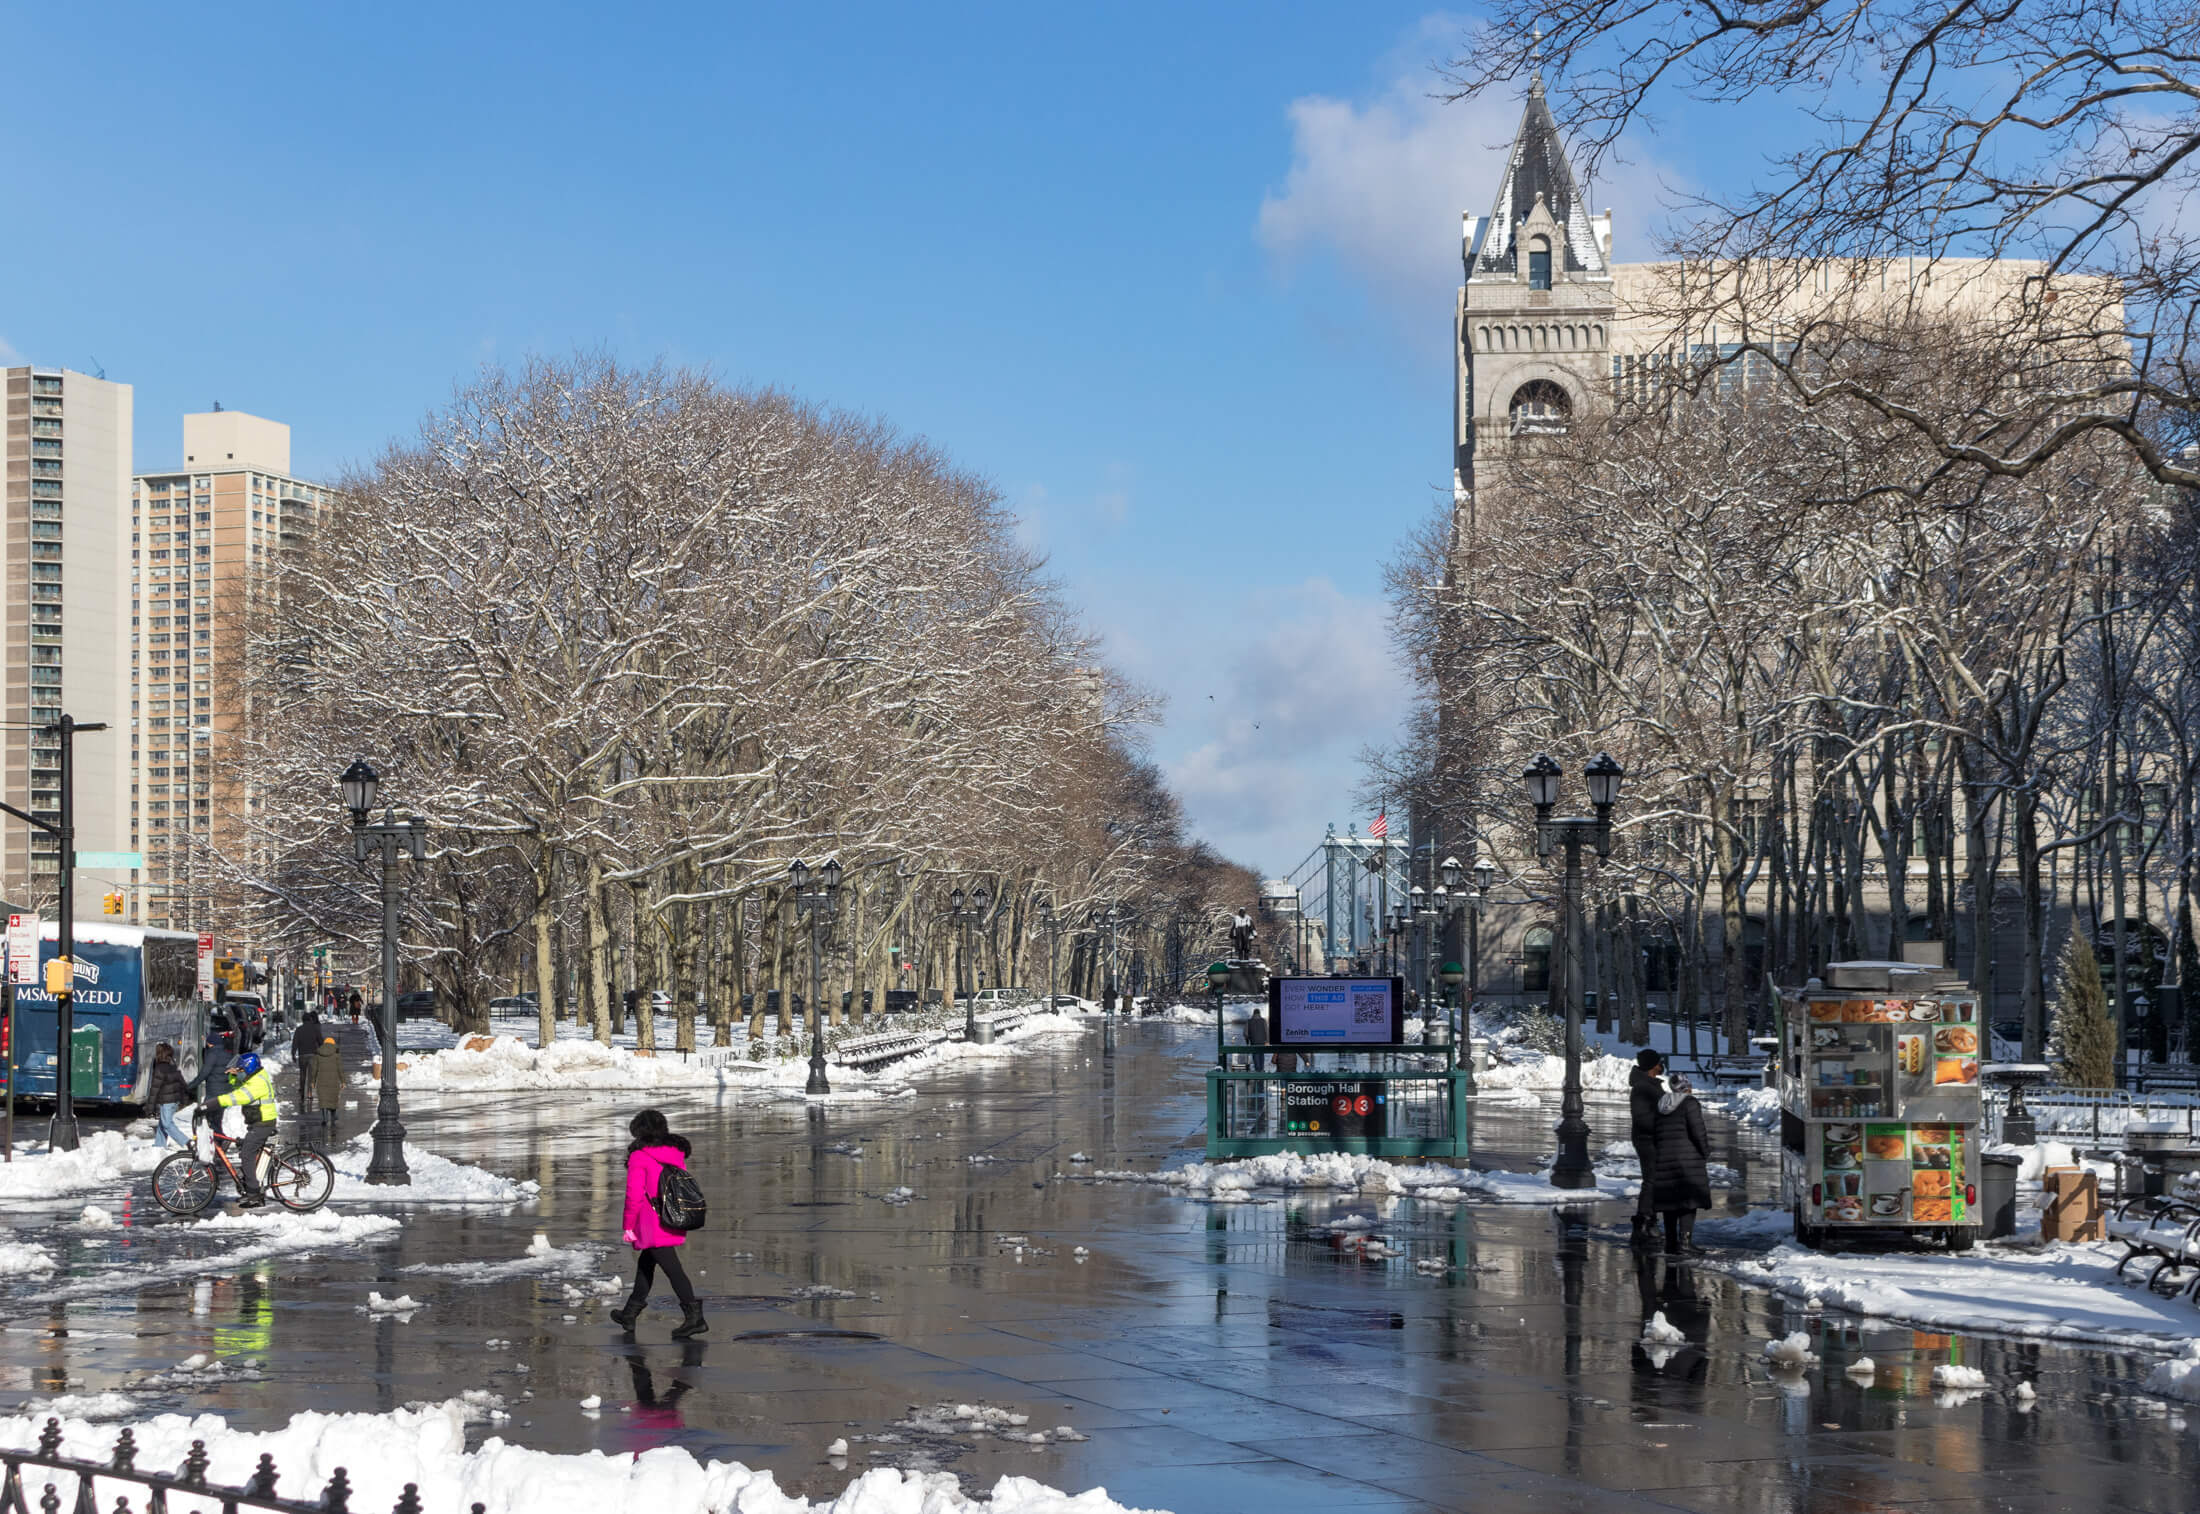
{"left": 0, "top": 367, "right": 135, "bottom": 908}
{"left": 130, "top": 411, "right": 330, "bottom": 933}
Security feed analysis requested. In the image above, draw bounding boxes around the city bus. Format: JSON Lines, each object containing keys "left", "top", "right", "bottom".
{"left": 3, "top": 922, "right": 210, "bottom": 1107}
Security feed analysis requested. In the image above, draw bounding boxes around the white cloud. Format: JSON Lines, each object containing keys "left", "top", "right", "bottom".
{"left": 0, "top": 334, "right": 22, "bottom": 367}
{"left": 1158, "top": 578, "right": 1408, "bottom": 874}
{"left": 1256, "top": 21, "right": 1679, "bottom": 315}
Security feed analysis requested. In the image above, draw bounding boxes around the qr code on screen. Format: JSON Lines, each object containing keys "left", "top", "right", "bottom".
{"left": 1353, "top": 1000, "right": 1386, "bottom": 1025}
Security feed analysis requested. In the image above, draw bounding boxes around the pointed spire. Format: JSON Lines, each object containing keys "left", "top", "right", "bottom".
{"left": 1467, "top": 77, "right": 1607, "bottom": 282}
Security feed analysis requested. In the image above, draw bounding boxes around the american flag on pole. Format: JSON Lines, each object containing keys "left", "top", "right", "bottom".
{"left": 1368, "top": 811, "right": 1387, "bottom": 839}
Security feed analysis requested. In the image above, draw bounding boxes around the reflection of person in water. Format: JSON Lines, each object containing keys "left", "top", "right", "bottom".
{"left": 626, "top": 1347, "right": 700, "bottom": 1434}
{"left": 1629, "top": 1252, "right": 1710, "bottom": 1405}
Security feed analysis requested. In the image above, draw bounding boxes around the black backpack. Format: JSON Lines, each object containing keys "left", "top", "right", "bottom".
{"left": 653, "top": 1166, "right": 707, "bottom": 1233}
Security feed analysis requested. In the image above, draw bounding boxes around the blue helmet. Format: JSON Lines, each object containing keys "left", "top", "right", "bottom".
{"left": 227, "top": 1051, "right": 261, "bottom": 1079}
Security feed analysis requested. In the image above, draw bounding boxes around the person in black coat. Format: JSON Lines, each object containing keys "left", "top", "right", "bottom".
{"left": 290, "top": 1011, "right": 323, "bottom": 1110}
{"left": 1628, "top": 1050, "right": 1665, "bottom": 1246}
{"left": 1651, "top": 1071, "right": 1712, "bottom": 1255}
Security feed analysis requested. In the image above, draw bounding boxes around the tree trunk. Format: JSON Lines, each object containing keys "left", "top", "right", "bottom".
{"left": 532, "top": 855, "right": 557, "bottom": 1050}
{"left": 586, "top": 856, "right": 613, "bottom": 1045}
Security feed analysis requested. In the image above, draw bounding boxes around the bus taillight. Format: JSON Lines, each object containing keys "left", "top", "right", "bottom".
{"left": 121, "top": 1015, "right": 135, "bottom": 1065}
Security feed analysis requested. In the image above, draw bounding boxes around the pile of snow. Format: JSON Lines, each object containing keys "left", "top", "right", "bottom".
{"left": 326, "top": 1136, "right": 538, "bottom": 1206}
{"left": 0, "top": 1237, "right": 57, "bottom": 1277}
{"left": 1641, "top": 1312, "right": 1686, "bottom": 1345}
{"left": 1930, "top": 1364, "right": 1987, "bottom": 1390}
{"left": 403, "top": 1234, "right": 601, "bottom": 1284}
{"left": 1710, "top": 1240, "right": 2200, "bottom": 1351}
{"left": 0, "top": 1394, "right": 1164, "bottom": 1514}
{"left": 1693, "top": 1207, "right": 1796, "bottom": 1247}
{"left": 0, "top": 1131, "right": 165, "bottom": 1202}
{"left": 27, "top": 1210, "right": 401, "bottom": 1305}
{"left": 1084, "top": 1152, "right": 1607, "bottom": 1206}
{"left": 1763, "top": 1333, "right": 1818, "bottom": 1369}
{"left": 363, "top": 1292, "right": 421, "bottom": 1315}
{"left": 1845, "top": 1358, "right": 1877, "bottom": 1381}
{"left": 390, "top": 1036, "right": 736, "bottom": 1093}
{"left": 133, "top": 1354, "right": 266, "bottom": 1390}
{"left": 1703, "top": 1085, "right": 1781, "bottom": 1130}
{"left": 77, "top": 1205, "right": 116, "bottom": 1230}
{"left": 20, "top": 1393, "right": 139, "bottom": 1420}
{"left": 1477, "top": 1050, "right": 1636, "bottom": 1094}
{"left": 2144, "top": 1340, "right": 2200, "bottom": 1405}
{"left": 872, "top": 1403, "right": 1091, "bottom": 1449}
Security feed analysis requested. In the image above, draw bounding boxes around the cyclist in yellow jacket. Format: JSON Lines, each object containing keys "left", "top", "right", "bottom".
{"left": 206, "top": 1052, "right": 280, "bottom": 1208}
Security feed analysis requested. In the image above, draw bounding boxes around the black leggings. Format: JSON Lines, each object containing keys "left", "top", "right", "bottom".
{"left": 630, "top": 1246, "right": 696, "bottom": 1309}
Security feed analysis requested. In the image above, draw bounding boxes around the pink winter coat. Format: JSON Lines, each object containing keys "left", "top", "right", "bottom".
{"left": 622, "top": 1143, "right": 690, "bottom": 1250}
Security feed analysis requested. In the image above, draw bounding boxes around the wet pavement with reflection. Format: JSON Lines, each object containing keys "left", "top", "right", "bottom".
{"left": 3, "top": 1021, "right": 2196, "bottom": 1513}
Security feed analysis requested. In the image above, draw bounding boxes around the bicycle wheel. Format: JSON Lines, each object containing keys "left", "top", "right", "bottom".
{"left": 267, "top": 1147, "right": 335, "bottom": 1212}
{"left": 151, "top": 1151, "right": 218, "bottom": 1215}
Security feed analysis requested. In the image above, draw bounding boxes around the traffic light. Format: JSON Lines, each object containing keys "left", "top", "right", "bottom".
{"left": 102, "top": 890, "right": 124, "bottom": 915}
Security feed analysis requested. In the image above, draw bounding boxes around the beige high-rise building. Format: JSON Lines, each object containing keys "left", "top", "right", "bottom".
{"left": 131, "top": 411, "right": 329, "bottom": 933}
{"left": 0, "top": 367, "right": 135, "bottom": 909}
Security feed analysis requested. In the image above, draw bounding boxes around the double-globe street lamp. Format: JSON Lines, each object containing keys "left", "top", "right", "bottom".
{"left": 1523, "top": 751, "right": 1626, "bottom": 1190}
{"left": 947, "top": 883, "right": 991, "bottom": 1041}
{"left": 789, "top": 857, "right": 843, "bottom": 1096}
{"left": 339, "top": 758, "right": 427, "bottom": 1186}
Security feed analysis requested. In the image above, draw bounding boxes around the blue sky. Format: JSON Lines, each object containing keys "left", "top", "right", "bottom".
{"left": 2, "top": 4, "right": 1731, "bottom": 877}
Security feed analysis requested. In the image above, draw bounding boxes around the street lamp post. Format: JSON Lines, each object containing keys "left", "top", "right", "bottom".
{"left": 1524, "top": 751, "right": 1626, "bottom": 1191}
{"left": 1438, "top": 855, "right": 1492, "bottom": 1072}
{"left": 790, "top": 858, "right": 843, "bottom": 1095}
{"left": 1362, "top": 849, "right": 1387, "bottom": 972}
{"left": 948, "top": 883, "right": 991, "bottom": 1041}
{"left": 1038, "top": 901, "right": 1060, "bottom": 1011}
{"left": 341, "top": 758, "right": 426, "bottom": 1186}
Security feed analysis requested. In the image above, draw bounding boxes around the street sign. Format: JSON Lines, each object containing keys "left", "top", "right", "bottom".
{"left": 6, "top": 915, "right": 36, "bottom": 987}
{"left": 76, "top": 851, "right": 143, "bottom": 870}
{"left": 196, "top": 934, "right": 215, "bottom": 1001}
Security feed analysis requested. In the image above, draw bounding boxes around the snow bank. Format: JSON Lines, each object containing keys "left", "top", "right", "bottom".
{"left": 1694, "top": 1207, "right": 1795, "bottom": 1247}
{"left": 1710, "top": 1240, "right": 2200, "bottom": 1351}
{"left": 1703, "top": 1085, "right": 1781, "bottom": 1130}
{"left": 1084, "top": 1153, "right": 1607, "bottom": 1206}
{"left": 28, "top": 1210, "right": 401, "bottom": 1304}
{"left": 0, "top": 1131, "right": 164, "bottom": 1202}
{"left": 2144, "top": 1340, "right": 2200, "bottom": 1405}
{"left": 0, "top": 1238, "right": 57, "bottom": 1277}
{"left": 402, "top": 1234, "right": 602, "bottom": 1284}
{"left": 1642, "top": 1312, "right": 1686, "bottom": 1345}
{"left": 327, "top": 1136, "right": 538, "bottom": 1206}
{"left": 0, "top": 1398, "right": 1173, "bottom": 1514}
{"left": 391, "top": 1037, "right": 736, "bottom": 1093}
{"left": 1477, "top": 1050, "right": 1636, "bottom": 1094}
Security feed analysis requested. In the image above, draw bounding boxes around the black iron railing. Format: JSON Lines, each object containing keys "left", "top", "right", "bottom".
{"left": 0, "top": 1419, "right": 484, "bottom": 1514}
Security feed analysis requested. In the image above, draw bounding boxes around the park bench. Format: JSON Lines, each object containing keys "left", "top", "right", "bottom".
{"left": 833, "top": 1028, "right": 942, "bottom": 1069}
{"left": 969, "top": 1003, "right": 1040, "bottom": 1038}
{"left": 2106, "top": 1195, "right": 2200, "bottom": 1301}
{"left": 1671, "top": 1053, "right": 1768, "bottom": 1089}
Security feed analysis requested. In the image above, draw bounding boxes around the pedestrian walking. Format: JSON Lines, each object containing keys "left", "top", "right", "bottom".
{"left": 1651, "top": 1070, "right": 1712, "bottom": 1255}
{"left": 147, "top": 1043, "right": 193, "bottom": 1149}
{"left": 311, "top": 1035, "right": 344, "bottom": 1135}
{"left": 348, "top": 989, "right": 363, "bottom": 1025}
{"left": 290, "top": 1010, "right": 323, "bottom": 1110}
{"left": 1628, "top": 1049, "right": 1664, "bottom": 1248}
{"left": 610, "top": 1108, "right": 707, "bottom": 1339}
{"left": 1243, "top": 1004, "right": 1269, "bottom": 1073}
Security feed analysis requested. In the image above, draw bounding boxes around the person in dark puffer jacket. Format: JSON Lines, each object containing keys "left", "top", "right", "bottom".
{"left": 147, "top": 1043, "right": 193, "bottom": 1148}
{"left": 1652, "top": 1071, "right": 1712, "bottom": 1255}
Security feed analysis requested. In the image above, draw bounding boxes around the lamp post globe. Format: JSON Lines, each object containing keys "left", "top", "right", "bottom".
{"left": 339, "top": 757, "right": 379, "bottom": 826}
{"left": 1475, "top": 860, "right": 1495, "bottom": 894}
{"left": 1522, "top": 752, "right": 1563, "bottom": 811}
{"left": 1584, "top": 751, "right": 1625, "bottom": 810}
{"left": 1440, "top": 855, "right": 1464, "bottom": 890}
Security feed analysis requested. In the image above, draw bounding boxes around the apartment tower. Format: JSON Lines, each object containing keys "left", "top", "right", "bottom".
{"left": 0, "top": 367, "right": 135, "bottom": 909}
{"left": 132, "top": 411, "right": 328, "bottom": 932}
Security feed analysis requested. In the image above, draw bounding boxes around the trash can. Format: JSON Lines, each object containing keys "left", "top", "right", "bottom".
{"left": 1979, "top": 1151, "right": 2022, "bottom": 1240}
{"left": 1423, "top": 1021, "right": 1454, "bottom": 1052}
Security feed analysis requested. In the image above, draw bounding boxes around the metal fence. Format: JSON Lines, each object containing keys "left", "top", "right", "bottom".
{"left": 0, "top": 1419, "right": 482, "bottom": 1514}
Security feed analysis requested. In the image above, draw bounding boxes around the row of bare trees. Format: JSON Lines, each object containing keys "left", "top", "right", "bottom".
{"left": 210, "top": 358, "right": 1254, "bottom": 1045}
{"left": 1381, "top": 320, "right": 2200, "bottom": 1058}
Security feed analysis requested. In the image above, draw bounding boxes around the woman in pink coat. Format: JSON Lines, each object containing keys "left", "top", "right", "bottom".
{"left": 609, "top": 1108, "right": 705, "bottom": 1339}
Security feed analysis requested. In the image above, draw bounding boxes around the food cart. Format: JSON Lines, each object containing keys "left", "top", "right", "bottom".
{"left": 1776, "top": 960, "right": 1984, "bottom": 1249}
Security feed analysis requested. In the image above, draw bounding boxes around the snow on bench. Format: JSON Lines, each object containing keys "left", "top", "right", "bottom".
{"left": 2106, "top": 1197, "right": 2200, "bottom": 1302}
{"left": 834, "top": 1028, "right": 944, "bottom": 1070}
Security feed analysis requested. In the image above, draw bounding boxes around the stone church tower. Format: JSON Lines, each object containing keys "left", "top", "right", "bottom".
{"left": 1452, "top": 78, "right": 1614, "bottom": 504}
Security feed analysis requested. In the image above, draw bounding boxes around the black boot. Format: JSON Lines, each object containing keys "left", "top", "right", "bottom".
{"left": 1679, "top": 1212, "right": 1705, "bottom": 1256}
{"left": 670, "top": 1303, "right": 708, "bottom": 1340}
{"left": 609, "top": 1297, "right": 645, "bottom": 1332}
{"left": 1629, "top": 1213, "right": 1655, "bottom": 1248}
{"left": 1662, "top": 1212, "right": 1681, "bottom": 1255}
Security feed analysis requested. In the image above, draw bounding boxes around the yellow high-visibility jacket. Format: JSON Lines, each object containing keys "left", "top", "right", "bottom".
{"left": 215, "top": 1067, "right": 279, "bottom": 1126}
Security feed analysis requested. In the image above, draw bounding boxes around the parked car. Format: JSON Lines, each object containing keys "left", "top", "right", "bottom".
{"left": 394, "top": 989, "right": 438, "bottom": 1020}
{"left": 1051, "top": 994, "right": 1098, "bottom": 1013}
{"left": 969, "top": 987, "right": 1039, "bottom": 1011}
{"left": 213, "top": 996, "right": 266, "bottom": 1053}
{"left": 489, "top": 994, "right": 539, "bottom": 1018}
{"left": 883, "top": 989, "right": 921, "bottom": 1014}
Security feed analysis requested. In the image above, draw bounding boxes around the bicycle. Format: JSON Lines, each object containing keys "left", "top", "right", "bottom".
{"left": 150, "top": 1111, "right": 336, "bottom": 1215}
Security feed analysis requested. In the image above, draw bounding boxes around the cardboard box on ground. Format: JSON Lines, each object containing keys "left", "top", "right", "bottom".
{"left": 2042, "top": 1166, "right": 2103, "bottom": 1242}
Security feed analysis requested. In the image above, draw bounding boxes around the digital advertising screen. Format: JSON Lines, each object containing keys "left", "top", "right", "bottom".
{"left": 1269, "top": 976, "right": 1404, "bottom": 1046}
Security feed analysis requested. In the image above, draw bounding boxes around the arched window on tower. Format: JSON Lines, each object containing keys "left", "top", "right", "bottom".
{"left": 1528, "top": 236, "right": 1552, "bottom": 290}
{"left": 1509, "top": 380, "right": 1571, "bottom": 436}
